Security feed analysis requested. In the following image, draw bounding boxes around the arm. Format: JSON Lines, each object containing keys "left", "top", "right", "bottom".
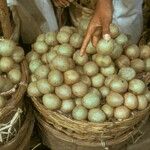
{"left": 80, "top": 0, "right": 113, "bottom": 56}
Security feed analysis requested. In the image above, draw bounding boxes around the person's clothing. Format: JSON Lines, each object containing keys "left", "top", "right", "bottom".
{"left": 7, "top": 0, "right": 58, "bottom": 43}
{"left": 112, "top": 0, "right": 143, "bottom": 43}
{"left": 77, "top": 0, "right": 144, "bottom": 43}
{"left": 7, "top": 0, "right": 143, "bottom": 44}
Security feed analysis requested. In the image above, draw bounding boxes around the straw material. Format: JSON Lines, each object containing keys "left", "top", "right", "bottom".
{"left": 0, "top": 2, "right": 30, "bottom": 149}
{"left": 0, "top": 60, "right": 29, "bottom": 122}
{"left": 0, "top": 108, "right": 23, "bottom": 144}
{"left": 0, "top": 60, "right": 29, "bottom": 146}
{"left": 31, "top": 1, "right": 150, "bottom": 148}
{"left": 0, "top": 104, "right": 35, "bottom": 150}
{"left": 35, "top": 113, "right": 148, "bottom": 149}
{"left": 31, "top": 69, "right": 150, "bottom": 148}
{"left": 32, "top": 96, "right": 150, "bottom": 142}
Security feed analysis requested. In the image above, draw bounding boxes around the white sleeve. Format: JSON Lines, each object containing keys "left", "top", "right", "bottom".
{"left": 112, "top": 0, "right": 143, "bottom": 44}
{"left": 34, "top": 0, "right": 58, "bottom": 32}
{"left": 6, "top": 0, "right": 58, "bottom": 43}
{"left": 7, "top": 0, "right": 58, "bottom": 32}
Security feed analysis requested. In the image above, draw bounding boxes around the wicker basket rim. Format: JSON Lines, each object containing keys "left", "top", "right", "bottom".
{"left": 36, "top": 113, "right": 149, "bottom": 147}
{"left": 32, "top": 96, "right": 150, "bottom": 130}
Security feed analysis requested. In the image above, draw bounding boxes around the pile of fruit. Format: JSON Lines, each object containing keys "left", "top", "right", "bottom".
{"left": 0, "top": 39, "right": 25, "bottom": 109}
{"left": 27, "top": 24, "right": 150, "bottom": 123}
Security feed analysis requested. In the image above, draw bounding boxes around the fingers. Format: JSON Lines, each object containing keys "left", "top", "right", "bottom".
{"left": 92, "top": 27, "right": 101, "bottom": 47}
{"left": 101, "top": 18, "right": 111, "bottom": 36}
{"left": 80, "top": 22, "right": 96, "bottom": 56}
{"left": 98, "top": 0, "right": 113, "bottom": 39}
{"left": 92, "top": 35, "right": 99, "bottom": 48}
{"left": 103, "top": 34, "right": 111, "bottom": 41}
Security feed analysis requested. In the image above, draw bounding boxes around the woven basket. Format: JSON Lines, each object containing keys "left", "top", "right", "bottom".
{"left": 31, "top": 72, "right": 150, "bottom": 149}
{"left": 32, "top": 97, "right": 150, "bottom": 142}
{"left": 69, "top": 1, "right": 93, "bottom": 27}
{"left": 35, "top": 113, "right": 148, "bottom": 150}
{"left": 0, "top": 2, "right": 32, "bottom": 149}
{"left": 0, "top": 104, "right": 35, "bottom": 150}
{"left": 0, "top": 60, "right": 29, "bottom": 122}
{"left": 0, "top": 60, "right": 29, "bottom": 146}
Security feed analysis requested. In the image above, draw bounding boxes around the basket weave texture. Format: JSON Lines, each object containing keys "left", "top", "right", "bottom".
{"left": 31, "top": 1, "right": 150, "bottom": 148}
{"left": 31, "top": 73, "right": 150, "bottom": 148}
{"left": 0, "top": 104, "right": 35, "bottom": 150}
{"left": 32, "top": 97, "right": 150, "bottom": 144}
{"left": 35, "top": 112, "right": 148, "bottom": 150}
{"left": 0, "top": 60, "right": 29, "bottom": 122}
{"left": 0, "top": 1, "right": 32, "bottom": 149}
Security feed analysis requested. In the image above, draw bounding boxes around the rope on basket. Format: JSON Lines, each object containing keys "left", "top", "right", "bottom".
{"left": 19, "top": 81, "right": 28, "bottom": 87}
{"left": 100, "top": 140, "right": 109, "bottom": 150}
{"left": 0, "top": 108, "right": 23, "bottom": 143}
{"left": 31, "top": 143, "right": 41, "bottom": 150}
{"left": 0, "top": 80, "right": 28, "bottom": 96}
{"left": 0, "top": 85, "right": 17, "bottom": 96}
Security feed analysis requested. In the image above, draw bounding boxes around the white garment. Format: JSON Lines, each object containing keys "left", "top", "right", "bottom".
{"left": 75, "top": 0, "right": 143, "bottom": 43}
{"left": 34, "top": 0, "right": 58, "bottom": 32}
{"left": 7, "top": 0, "right": 17, "bottom": 6}
{"left": 112, "top": 0, "right": 143, "bottom": 43}
{"left": 6, "top": 0, "right": 58, "bottom": 43}
{"left": 7, "top": 0, "right": 58, "bottom": 32}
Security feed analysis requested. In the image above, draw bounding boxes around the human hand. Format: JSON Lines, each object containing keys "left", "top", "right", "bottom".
{"left": 80, "top": 0, "right": 113, "bottom": 56}
{"left": 53, "top": 0, "right": 73, "bottom": 7}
